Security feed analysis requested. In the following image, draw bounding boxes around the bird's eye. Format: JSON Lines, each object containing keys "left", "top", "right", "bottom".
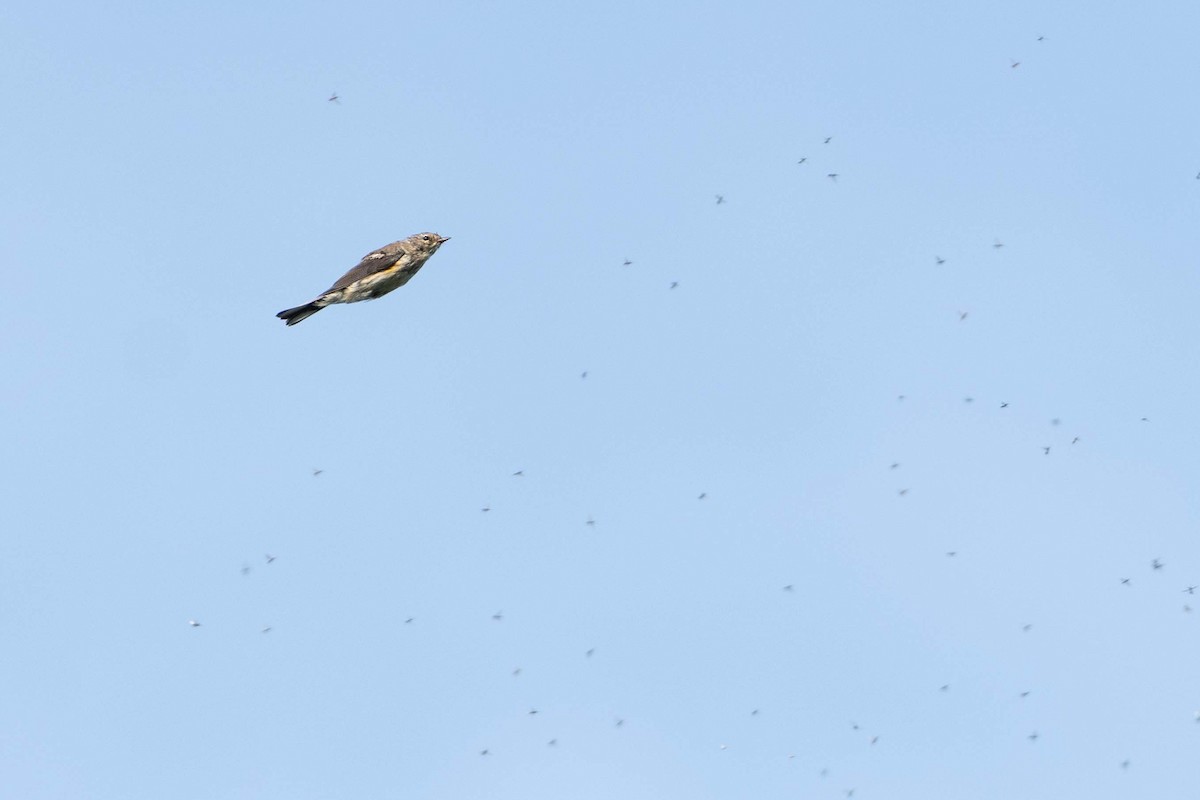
{"left": 422, "top": 235, "right": 430, "bottom": 241}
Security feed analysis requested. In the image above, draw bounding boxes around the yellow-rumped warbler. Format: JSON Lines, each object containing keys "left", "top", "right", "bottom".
{"left": 276, "top": 232, "right": 450, "bottom": 325}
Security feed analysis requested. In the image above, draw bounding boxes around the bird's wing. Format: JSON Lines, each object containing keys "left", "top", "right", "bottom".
{"left": 322, "top": 246, "right": 406, "bottom": 294}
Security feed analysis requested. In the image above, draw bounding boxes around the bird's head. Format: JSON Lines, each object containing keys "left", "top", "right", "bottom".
{"left": 412, "top": 232, "right": 450, "bottom": 254}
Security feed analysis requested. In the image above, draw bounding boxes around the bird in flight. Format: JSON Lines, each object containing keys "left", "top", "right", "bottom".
{"left": 623, "top": 258, "right": 632, "bottom": 266}
{"left": 935, "top": 255, "right": 945, "bottom": 265}
{"left": 698, "top": 492, "right": 707, "bottom": 500}
{"left": 783, "top": 584, "right": 794, "bottom": 591}
{"left": 1011, "top": 60, "right": 1021, "bottom": 69}
{"left": 265, "top": 553, "right": 276, "bottom": 564}
{"left": 797, "top": 157, "right": 807, "bottom": 164}
{"left": 1028, "top": 732, "right": 1038, "bottom": 741}
{"left": 1152, "top": 558, "right": 1164, "bottom": 570}
{"left": 670, "top": 281, "right": 679, "bottom": 289}
{"left": 312, "top": 469, "right": 323, "bottom": 477}
{"left": 1000, "top": 402, "right": 1009, "bottom": 408}
{"left": 1120, "top": 578, "right": 1131, "bottom": 585}
{"left": 277, "top": 233, "right": 450, "bottom": 325}
{"left": 492, "top": 611, "right": 503, "bottom": 621}
{"left": 328, "top": 92, "right": 340, "bottom": 103}
{"left": 827, "top": 173, "right": 839, "bottom": 181}
{"left": 824, "top": 136, "right": 833, "bottom": 144}
{"left": 1185, "top": 586, "right": 1197, "bottom": 595}
{"left": 715, "top": 195, "right": 725, "bottom": 204}
{"left": 959, "top": 311, "right": 969, "bottom": 321}
{"left": 993, "top": 240, "right": 1005, "bottom": 249}
{"left": 188, "top": 619, "right": 201, "bottom": 627}
{"left": 1042, "top": 446, "right": 1051, "bottom": 455}
{"left": 512, "top": 470, "right": 524, "bottom": 477}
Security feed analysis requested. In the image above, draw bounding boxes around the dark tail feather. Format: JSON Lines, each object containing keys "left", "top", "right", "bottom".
{"left": 277, "top": 302, "right": 323, "bottom": 326}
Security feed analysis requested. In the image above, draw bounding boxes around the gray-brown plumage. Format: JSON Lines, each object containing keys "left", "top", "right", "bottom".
{"left": 277, "top": 232, "right": 449, "bottom": 325}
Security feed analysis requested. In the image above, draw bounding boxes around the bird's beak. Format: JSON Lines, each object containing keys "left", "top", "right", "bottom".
{"left": 437, "top": 236, "right": 450, "bottom": 244}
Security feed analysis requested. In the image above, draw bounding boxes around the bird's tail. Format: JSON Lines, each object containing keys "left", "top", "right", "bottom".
{"left": 276, "top": 302, "right": 323, "bottom": 326}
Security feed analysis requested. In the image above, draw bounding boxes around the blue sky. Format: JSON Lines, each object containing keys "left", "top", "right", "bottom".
{"left": 4, "top": 1, "right": 1200, "bottom": 797}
